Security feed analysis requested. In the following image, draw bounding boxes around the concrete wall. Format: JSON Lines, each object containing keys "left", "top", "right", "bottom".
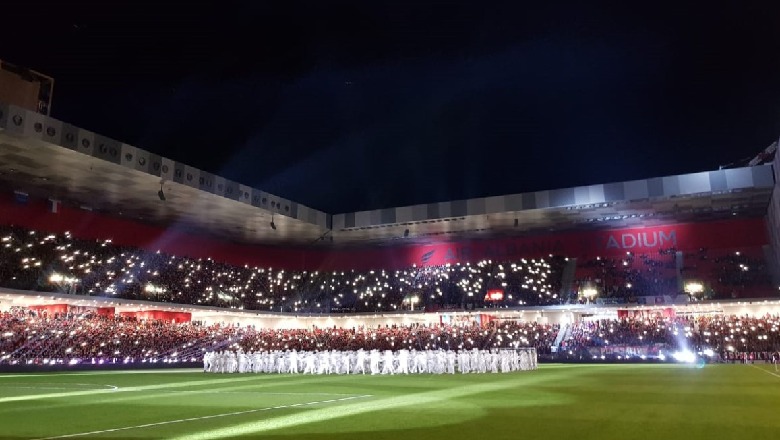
{"left": 765, "top": 147, "right": 780, "bottom": 285}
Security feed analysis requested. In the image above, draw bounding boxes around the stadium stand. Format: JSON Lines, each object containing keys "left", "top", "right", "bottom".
{"left": 574, "top": 250, "right": 680, "bottom": 300}
{"left": 2, "top": 305, "right": 779, "bottom": 366}
{"left": 681, "top": 248, "right": 774, "bottom": 298}
{"left": 559, "top": 314, "right": 780, "bottom": 362}
{"left": 0, "top": 225, "right": 565, "bottom": 312}
{"left": 0, "top": 224, "right": 774, "bottom": 316}
{"left": 1, "top": 91, "right": 779, "bottom": 375}
{"left": 0, "top": 307, "right": 557, "bottom": 366}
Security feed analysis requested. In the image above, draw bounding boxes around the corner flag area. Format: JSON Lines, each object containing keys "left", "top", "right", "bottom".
{"left": 0, "top": 364, "right": 778, "bottom": 439}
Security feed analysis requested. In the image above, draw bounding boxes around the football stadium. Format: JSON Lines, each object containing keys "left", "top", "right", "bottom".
{"left": 3, "top": 42, "right": 780, "bottom": 440}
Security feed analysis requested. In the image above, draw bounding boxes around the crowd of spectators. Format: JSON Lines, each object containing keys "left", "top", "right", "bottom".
{"left": 232, "top": 320, "right": 558, "bottom": 354}
{"left": 560, "top": 313, "right": 780, "bottom": 361}
{"left": 0, "top": 307, "right": 558, "bottom": 365}
{"left": 574, "top": 247, "right": 774, "bottom": 302}
{"left": 681, "top": 248, "right": 772, "bottom": 298}
{"left": 0, "top": 225, "right": 564, "bottom": 313}
{"left": 0, "top": 307, "right": 228, "bottom": 365}
{"left": 0, "top": 225, "right": 775, "bottom": 315}
{"left": 575, "top": 250, "right": 679, "bottom": 301}
{"left": 2, "top": 306, "right": 780, "bottom": 366}
{"left": 561, "top": 317, "right": 678, "bottom": 352}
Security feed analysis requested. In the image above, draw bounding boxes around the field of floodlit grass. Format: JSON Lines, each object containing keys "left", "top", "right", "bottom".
{"left": 0, "top": 363, "right": 779, "bottom": 439}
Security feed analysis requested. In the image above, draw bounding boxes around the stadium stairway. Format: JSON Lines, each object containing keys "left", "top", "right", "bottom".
{"left": 552, "top": 323, "right": 570, "bottom": 352}
{"left": 11, "top": 333, "right": 56, "bottom": 361}
{"left": 483, "top": 325, "right": 498, "bottom": 350}
{"left": 559, "top": 258, "right": 578, "bottom": 300}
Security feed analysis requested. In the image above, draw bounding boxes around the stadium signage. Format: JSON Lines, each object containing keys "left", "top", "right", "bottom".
{"left": 484, "top": 289, "right": 505, "bottom": 301}
{"left": 605, "top": 230, "right": 677, "bottom": 250}
{"left": 418, "top": 231, "right": 678, "bottom": 265}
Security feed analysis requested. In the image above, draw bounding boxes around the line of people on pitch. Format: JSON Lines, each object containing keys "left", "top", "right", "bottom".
{"left": 203, "top": 348, "right": 537, "bottom": 375}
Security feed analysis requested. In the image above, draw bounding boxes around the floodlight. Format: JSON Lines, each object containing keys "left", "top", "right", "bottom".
{"left": 684, "top": 281, "right": 704, "bottom": 295}
{"left": 580, "top": 286, "right": 598, "bottom": 299}
{"left": 673, "top": 350, "right": 696, "bottom": 363}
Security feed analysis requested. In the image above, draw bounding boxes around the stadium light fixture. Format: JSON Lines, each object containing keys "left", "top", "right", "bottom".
{"left": 580, "top": 284, "right": 598, "bottom": 303}
{"left": 581, "top": 287, "right": 598, "bottom": 298}
{"left": 684, "top": 281, "right": 704, "bottom": 296}
{"left": 672, "top": 350, "right": 696, "bottom": 363}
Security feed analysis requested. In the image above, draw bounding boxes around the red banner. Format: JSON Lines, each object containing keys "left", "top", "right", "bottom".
{"left": 68, "top": 306, "right": 116, "bottom": 317}
{"left": 617, "top": 308, "right": 676, "bottom": 319}
{"left": 27, "top": 304, "right": 68, "bottom": 315}
{"left": 119, "top": 310, "right": 191, "bottom": 323}
{"left": 484, "top": 289, "right": 505, "bottom": 302}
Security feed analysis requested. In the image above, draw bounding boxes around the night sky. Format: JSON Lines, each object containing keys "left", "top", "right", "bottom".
{"left": 5, "top": 2, "right": 780, "bottom": 214}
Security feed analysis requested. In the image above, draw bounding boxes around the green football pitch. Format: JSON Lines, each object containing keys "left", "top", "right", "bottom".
{"left": 0, "top": 364, "right": 778, "bottom": 439}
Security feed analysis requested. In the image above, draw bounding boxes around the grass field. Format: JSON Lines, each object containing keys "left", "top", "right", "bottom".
{"left": 0, "top": 364, "right": 779, "bottom": 439}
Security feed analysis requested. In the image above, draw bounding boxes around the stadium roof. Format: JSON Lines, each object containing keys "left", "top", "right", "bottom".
{"left": 0, "top": 101, "right": 775, "bottom": 247}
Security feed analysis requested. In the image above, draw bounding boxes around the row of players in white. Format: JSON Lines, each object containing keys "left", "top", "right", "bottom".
{"left": 203, "top": 348, "right": 537, "bottom": 374}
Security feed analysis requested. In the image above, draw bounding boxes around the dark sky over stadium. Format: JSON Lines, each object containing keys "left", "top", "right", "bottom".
{"left": 5, "top": 2, "right": 780, "bottom": 213}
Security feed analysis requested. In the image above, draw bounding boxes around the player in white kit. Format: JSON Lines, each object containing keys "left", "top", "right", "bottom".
{"left": 397, "top": 349, "right": 410, "bottom": 374}
{"left": 356, "top": 349, "right": 367, "bottom": 374}
{"left": 288, "top": 350, "right": 299, "bottom": 374}
{"left": 378, "top": 350, "right": 391, "bottom": 375}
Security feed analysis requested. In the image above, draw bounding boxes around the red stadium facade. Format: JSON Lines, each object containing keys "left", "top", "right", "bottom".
{"left": 0, "top": 193, "right": 769, "bottom": 271}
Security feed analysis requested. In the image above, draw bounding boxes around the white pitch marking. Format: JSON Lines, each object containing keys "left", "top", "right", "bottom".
{"left": 0, "top": 385, "right": 118, "bottom": 392}
{"left": 750, "top": 364, "right": 780, "bottom": 379}
{"left": 0, "top": 368, "right": 200, "bottom": 378}
{"left": 0, "top": 383, "right": 118, "bottom": 391}
{"left": 0, "top": 375, "right": 272, "bottom": 403}
{"left": 145, "top": 390, "right": 361, "bottom": 397}
{"left": 168, "top": 368, "right": 583, "bottom": 440}
{"left": 0, "top": 387, "right": 76, "bottom": 391}
{"left": 0, "top": 375, "right": 341, "bottom": 415}
{"left": 35, "top": 394, "right": 372, "bottom": 440}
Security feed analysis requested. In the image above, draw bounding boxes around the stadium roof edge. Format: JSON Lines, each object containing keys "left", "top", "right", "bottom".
{"left": 0, "top": 100, "right": 330, "bottom": 229}
{"left": 0, "top": 99, "right": 775, "bottom": 246}
{"left": 333, "top": 165, "right": 775, "bottom": 230}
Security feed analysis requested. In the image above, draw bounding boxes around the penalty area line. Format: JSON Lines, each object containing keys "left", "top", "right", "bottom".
{"left": 34, "top": 394, "right": 373, "bottom": 440}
